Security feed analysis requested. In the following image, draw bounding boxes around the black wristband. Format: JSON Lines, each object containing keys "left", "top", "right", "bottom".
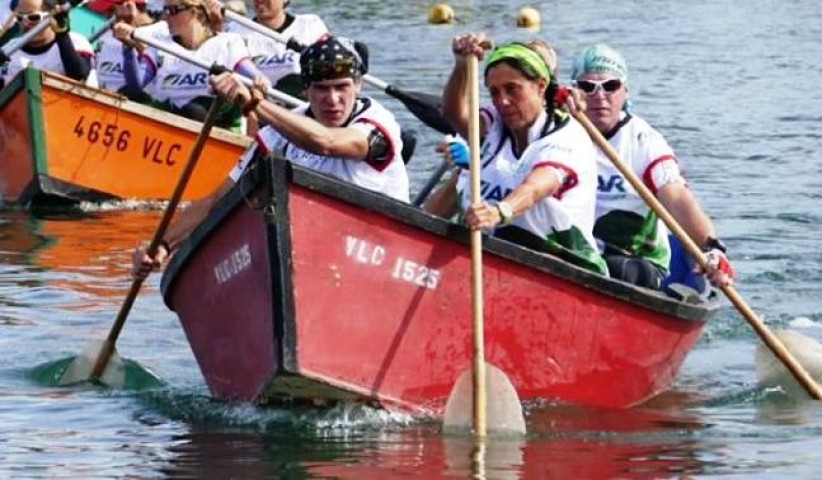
{"left": 702, "top": 236, "right": 727, "bottom": 254}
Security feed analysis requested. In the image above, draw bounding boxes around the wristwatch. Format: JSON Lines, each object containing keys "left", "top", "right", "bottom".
{"left": 494, "top": 201, "right": 514, "bottom": 225}
{"left": 702, "top": 236, "right": 727, "bottom": 253}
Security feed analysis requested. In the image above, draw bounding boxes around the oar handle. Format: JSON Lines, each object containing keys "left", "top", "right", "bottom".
{"left": 131, "top": 30, "right": 306, "bottom": 108}
{"left": 91, "top": 99, "right": 225, "bottom": 380}
{"left": 1, "top": 13, "right": 52, "bottom": 58}
{"left": 569, "top": 105, "right": 822, "bottom": 400}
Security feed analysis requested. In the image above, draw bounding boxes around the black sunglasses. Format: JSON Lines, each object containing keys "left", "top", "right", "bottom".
{"left": 162, "top": 4, "right": 192, "bottom": 15}
{"left": 15, "top": 12, "right": 44, "bottom": 23}
{"left": 575, "top": 78, "right": 623, "bottom": 95}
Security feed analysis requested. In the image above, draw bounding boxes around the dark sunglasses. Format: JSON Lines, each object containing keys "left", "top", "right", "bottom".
{"left": 15, "top": 12, "right": 44, "bottom": 23}
{"left": 576, "top": 78, "right": 623, "bottom": 95}
{"left": 162, "top": 4, "right": 192, "bottom": 15}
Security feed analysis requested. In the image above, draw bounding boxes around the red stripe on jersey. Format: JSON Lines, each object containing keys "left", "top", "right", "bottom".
{"left": 642, "top": 154, "right": 677, "bottom": 195}
{"left": 533, "top": 160, "right": 578, "bottom": 199}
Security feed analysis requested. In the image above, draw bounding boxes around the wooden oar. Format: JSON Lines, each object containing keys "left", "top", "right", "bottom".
{"left": 569, "top": 106, "right": 822, "bottom": 400}
{"left": 58, "top": 99, "right": 224, "bottom": 386}
{"left": 131, "top": 30, "right": 305, "bottom": 108}
{"left": 442, "top": 53, "right": 526, "bottom": 437}
{"left": 221, "top": 9, "right": 453, "bottom": 134}
{"left": 466, "top": 52, "right": 488, "bottom": 437}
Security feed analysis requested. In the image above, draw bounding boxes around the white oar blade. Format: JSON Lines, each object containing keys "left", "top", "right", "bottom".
{"left": 756, "top": 329, "right": 822, "bottom": 399}
{"left": 57, "top": 339, "right": 126, "bottom": 387}
{"left": 443, "top": 364, "right": 526, "bottom": 435}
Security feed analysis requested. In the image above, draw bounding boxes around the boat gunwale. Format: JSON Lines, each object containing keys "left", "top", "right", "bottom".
{"left": 161, "top": 156, "right": 721, "bottom": 324}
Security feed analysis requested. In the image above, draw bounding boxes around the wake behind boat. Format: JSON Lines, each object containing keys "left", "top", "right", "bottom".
{"left": 160, "top": 156, "right": 721, "bottom": 413}
{"left": 0, "top": 68, "right": 250, "bottom": 208}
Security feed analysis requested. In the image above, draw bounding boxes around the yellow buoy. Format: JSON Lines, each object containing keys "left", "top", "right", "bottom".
{"left": 516, "top": 7, "right": 541, "bottom": 29}
{"left": 428, "top": 3, "right": 455, "bottom": 25}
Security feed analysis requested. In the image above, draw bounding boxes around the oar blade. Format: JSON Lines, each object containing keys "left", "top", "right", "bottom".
{"left": 54, "top": 339, "right": 126, "bottom": 387}
{"left": 384, "top": 86, "right": 453, "bottom": 134}
{"left": 443, "top": 364, "right": 526, "bottom": 436}
{"left": 30, "top": 340, "right": 164, "bottom": 390}
{"left": 756, "top": 329, "right": 822, "bottom": 399}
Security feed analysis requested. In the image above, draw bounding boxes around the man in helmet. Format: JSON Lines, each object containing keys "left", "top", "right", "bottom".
{"left": 131, "top": 35, "right": 409, "bottom": 278}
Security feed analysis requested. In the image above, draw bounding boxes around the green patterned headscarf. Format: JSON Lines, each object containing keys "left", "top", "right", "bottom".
{"left": 570, "top": 43, "right": 628, "bottom": 82}
{"left": 485, "top": 42, "right": 551, "bottom": 83}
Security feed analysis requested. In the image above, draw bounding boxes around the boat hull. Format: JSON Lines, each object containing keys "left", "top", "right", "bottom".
{"left": 0, "top": 68, "right": 250, "bottom": 207}
{"left": 162, "top": 158, "right": 719, "bottom": 413}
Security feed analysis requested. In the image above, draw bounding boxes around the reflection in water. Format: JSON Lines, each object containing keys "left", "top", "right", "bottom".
{"left": 0, "top": 209, "right": 165, "bottom": 302}
{"left": 151, "top": 393, "right": 734, "bottom": 479}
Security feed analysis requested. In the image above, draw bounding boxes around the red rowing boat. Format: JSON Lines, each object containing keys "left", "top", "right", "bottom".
{"left": 161, "top": 157, "right": 719, "bottom": 413}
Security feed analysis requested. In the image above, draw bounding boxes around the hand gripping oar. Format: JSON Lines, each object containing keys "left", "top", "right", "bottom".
{"left": 442, "top": 53, "right": 526, "bottom": 437}
{"left": 221, "top": 8, "right": 453, "bottom": 134}
{"left": 568, "top": 102, "right": 822, "bottom": 400}
{"left": 57, "top": 99, "right": 225, "bottom": 387}
{"left": 131, "top": 30, "right": 306, "bottom": 108}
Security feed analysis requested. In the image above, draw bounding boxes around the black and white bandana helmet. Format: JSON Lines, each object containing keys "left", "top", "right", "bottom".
{"left": 300, "top": 35, "right": 367, "bottom": 87}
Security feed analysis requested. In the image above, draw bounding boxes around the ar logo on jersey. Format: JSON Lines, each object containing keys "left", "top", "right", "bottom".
{"left": 480, "top": 180, "right": 511, "bottom": 202}
{"left": 98, "top": 61, "right": 124, "bottom": 74}
{"left": 163, "top": 72, "right": 208, "bottom": 88}
{"left": 253, "top": 52, "right": 295, "bottom": 67}
{"left": 598, "top": 174, "right": 626, "bottom": 193}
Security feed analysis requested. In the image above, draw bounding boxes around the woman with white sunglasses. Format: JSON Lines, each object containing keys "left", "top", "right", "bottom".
{"left": 572, "top": 43, "right": 733, "bottom": 294}
{"left": 0, "top": 0, "right": 95, "bottom": 89}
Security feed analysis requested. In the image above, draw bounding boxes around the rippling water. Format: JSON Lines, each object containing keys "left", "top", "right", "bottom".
{"left": 1, "top": 0, "right": 822, "bottom": 477}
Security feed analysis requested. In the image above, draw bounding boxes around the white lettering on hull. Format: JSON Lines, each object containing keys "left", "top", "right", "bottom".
{"left": 343, "top": 235, "right": 441, "bottom": 290}
{"left": 214, "top": 243, "right": 252, "bottom": 285}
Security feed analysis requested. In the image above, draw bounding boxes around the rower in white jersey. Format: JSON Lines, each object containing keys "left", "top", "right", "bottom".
{"left": 0, "top": 0, "right": 96, "bottom": 89}
{"left": 112, "top": 0, "right": 266, "bottom": 131}
{"left": 205, "top": 0, "right": 328, "bottom": 97}
{"left": 571, "top": 43, "right": 734, "bottom": 291}
{"left": 426, "top": 36, "right": 607, "bottom": 275}
{"left": 94, "top": 0, "right": 158, "bottom": 101}
{"left": 129, "top": 35, "right": 409, "bottom": 280}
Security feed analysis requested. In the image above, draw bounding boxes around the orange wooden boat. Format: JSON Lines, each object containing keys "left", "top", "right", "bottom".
{"left": 0, "top": 68, "right": 251, "bottom": 208}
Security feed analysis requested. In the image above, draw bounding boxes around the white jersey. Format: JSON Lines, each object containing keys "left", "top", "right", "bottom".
{"left": 224, "top": 14, "right": 328, "bottom": 88}
{"left": 229, "top": 97, "right": 410, "bottom": 202}
{"left": 594, "top": 113, "right": 684, "bottom": 269}
{"left": 0, "top": 2, "right": 12, "bottom": 29}
{"left": 1, "top": 32, "right": 96, "bottom": 86}
{"left": 143, "top": 31, "right": 249, "bottom": 108}
{"left": 458, "top": 105, "right": 606, "bottom": 274}
{"left": 95, "top": 21, "right": 170, "bottom": 93}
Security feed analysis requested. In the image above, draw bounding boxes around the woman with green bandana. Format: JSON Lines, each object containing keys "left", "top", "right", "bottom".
{"left": 424, "top": 33, "right": 607, "bottom": 275}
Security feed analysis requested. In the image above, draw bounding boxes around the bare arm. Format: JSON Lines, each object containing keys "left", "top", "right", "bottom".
{"left": 465, "top": 167, "right": 560, "bottom": 230}
{"left": 131, "top": 178, "right": 235, "bottom": 277}
{"left": 443, "top": 32, "right": 491, "bottom": 138}
{"left": 656, "top": 182, "right": 716, "bottom": 247}
{"left": 442, "top": 56, "right": 469, "bottom": 138}
{"left": 423, "top": 169, "right": 460, "bottom": 217}
{"left": 252, "top": 100, "right": 369, "bottom": 157}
